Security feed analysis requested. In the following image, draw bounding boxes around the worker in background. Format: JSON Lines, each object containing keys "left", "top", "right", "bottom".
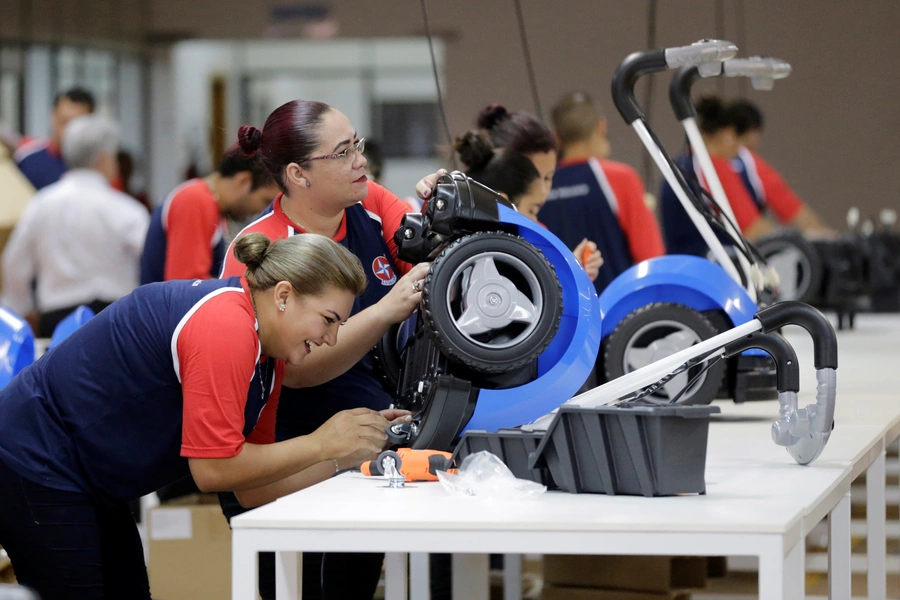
{"left": 1, "top": 114, "right": 149, "bottom": 337}
{"left": 476, "top": 103, "right": 602, "bottom": 278}
{"left": 729, "top": 99, "right": 833, "bottom": 236}
{"left": 139, "top": 146, "right": 280, "bottom": 284}
{"left": 0, "top": 232, "right": 410, "bottom": 600}
{"left": 660, "top": 96, "right": 769, "bottom": 256}
{"left": 14, "top": 88, "right": 95, "bottom": 190}
{"left": 543, "top": 92, "right": 665, "bottom": 295}
{"left": 456, "top": 129, "right": 603, "bottom": 280}
{"left": 220, "top": 98, "right": 440, "bottom": 600}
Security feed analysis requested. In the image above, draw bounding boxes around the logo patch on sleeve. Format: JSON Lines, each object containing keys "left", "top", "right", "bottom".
{"left": 372, "top": 256, "right": 397, "bottom": 286}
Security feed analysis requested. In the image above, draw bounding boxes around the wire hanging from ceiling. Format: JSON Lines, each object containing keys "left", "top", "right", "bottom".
{"left": 714, "top": 0, "right": 726, "bottom": 95}
{"left": 420, "top": 0, "right": 458, "bottom": 169}
{"left": 735, "top": 0, "right": 748, "bottom": 96}
{"left": 641, "top": 0, "right": 659, "bottom": 187}
{"left": 512, "top": 0, "right": 543, "bottom": 120}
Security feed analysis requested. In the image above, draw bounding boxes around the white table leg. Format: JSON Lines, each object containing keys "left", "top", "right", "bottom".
{"left": 503, "top": 554, "right": 522, "bottom": 600}
{"left": 452, "top": 554, "right": 489, "bottom": 600}
{"left": 275, "top": 551, "right": 301, "bottom": 600}
{"left": 829, "top": 492, "right": 852, "bottom": 600}
{"left": 384, "top": 552, "right": 409, "bottom": 600}
{"left": 231, "top": 537, "right": 258, "bottom": 600}
{"left": 867, "top": 449, "right": 887, "bottom": 600}
{"left": 759, "top": 536, "right": 804, "bottom": 600}
{"left": 409, "top": 553, "right": 430, "bottom": 600}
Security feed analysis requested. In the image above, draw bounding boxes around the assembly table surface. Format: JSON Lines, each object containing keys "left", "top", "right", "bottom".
{"left": 231, "top": 314, "right": 900, "bottom": 545}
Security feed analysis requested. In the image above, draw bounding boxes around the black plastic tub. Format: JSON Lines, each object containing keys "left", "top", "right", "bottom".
{"left": 453, "top": 429, "right": 556, "bottom": 488}
{"left": 528, "top": 403, "right": 720, "bottom": 497}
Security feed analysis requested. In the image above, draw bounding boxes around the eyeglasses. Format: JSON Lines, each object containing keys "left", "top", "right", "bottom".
{"left": 308, "top": 138, "right": 366, "bottom": 162}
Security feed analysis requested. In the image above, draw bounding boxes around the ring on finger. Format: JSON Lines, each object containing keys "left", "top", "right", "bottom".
{"left": 412, "top": 279, "right": 422, "bottom": 293}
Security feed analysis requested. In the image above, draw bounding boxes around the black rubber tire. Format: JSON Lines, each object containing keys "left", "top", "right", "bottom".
{"left": 377, "top": 450, "right": 402, "bottom": 473}
{"left": 421, "top": 232, "right": 562, "bottom": 373}
{"left": 603, "top": 302, "right": 726, "bottom": 405}
{"left": 754, "top": 229, "right": 823, "bottom": 304}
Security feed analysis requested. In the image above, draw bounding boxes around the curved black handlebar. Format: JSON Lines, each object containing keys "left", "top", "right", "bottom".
{"left": 723, "top": 331, "right": 800, "bottom": 393}
{"left": 669, "top": 66, "right": 702, "bottom": 121}
{"left": 610, "top": 49, "right": 667, "bottom": 125}
{"left": 611, "top": 40, "right": 737, "bottom": 125}
{"left": 755, "top": 301, "right": 838, "bottom": 369}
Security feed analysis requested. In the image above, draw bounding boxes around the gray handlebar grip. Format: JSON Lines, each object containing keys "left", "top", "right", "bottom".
{"left": 722, "top": 56, "right": 792, "bottom": 90}
{"left": 785, "top": 367, "right": 836, "bottom": 465}
{"left": 664, "top": 39, "right": 738, "bottom": 69}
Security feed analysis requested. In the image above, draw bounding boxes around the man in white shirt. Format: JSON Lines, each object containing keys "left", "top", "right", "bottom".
{"left": 1, "top": 114, "right": 149, "bottom": 336}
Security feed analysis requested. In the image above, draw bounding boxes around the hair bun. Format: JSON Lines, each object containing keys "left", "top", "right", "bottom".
{"left": 476, "top": 104, "right": 510, "bottom": 131}
{"left": 455, "top": 130, "right": 494, "bottom": 171}
{"left": 238, "top": 125, "right": 262, "bottom": 157}
{"left": 233, "top": 232, "right": 272, "bottom": 270}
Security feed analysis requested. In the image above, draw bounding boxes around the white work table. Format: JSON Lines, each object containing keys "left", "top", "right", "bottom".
{"left": 232, "top": 314, "right": 900, "bottom": 600}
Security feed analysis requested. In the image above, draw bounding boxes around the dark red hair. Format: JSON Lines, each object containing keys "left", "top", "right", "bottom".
{"left": 238, "top": 99, "right": 332, "bottom": 193}
{"left": 476, "top": 104, "right": 558, "bottom": 156}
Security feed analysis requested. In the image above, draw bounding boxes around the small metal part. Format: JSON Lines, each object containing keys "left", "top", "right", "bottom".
{"left": 382, "top": 456, "right": 405, "bottom": 488}
{"left": 435, "top": 199, "right": 446, "bottom": 210}
{"left": 403, "top": 227, "right": 415, "bottom": 239}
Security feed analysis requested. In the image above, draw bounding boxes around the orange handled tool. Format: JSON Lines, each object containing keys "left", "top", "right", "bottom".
{"left": 581, "top": 245, "right": 593, "bottom": 266}
{"left": 361, "top": 448, "right": 456, "bottom": 482}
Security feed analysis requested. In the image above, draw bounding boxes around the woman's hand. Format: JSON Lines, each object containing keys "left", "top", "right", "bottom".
{"left": 312, "top": 407, "right": 390, "bottom": 461}
{"left": 373, "top": 262, "right": 431, "bottom": 324}
{"left": 334, "top": 409, "right": 413, "bottom": 469}
{"left": 415, "top": 168, "right": 450, "bottom": 201}
{"left": 573, "top": 238, "right": 604, "bottom": 281}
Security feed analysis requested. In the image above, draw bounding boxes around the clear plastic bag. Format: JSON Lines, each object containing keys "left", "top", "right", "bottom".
{"left": 437, "top": 450, "right": 547, "bottom": 500}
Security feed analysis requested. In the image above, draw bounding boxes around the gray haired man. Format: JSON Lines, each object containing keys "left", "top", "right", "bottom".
{"left": 1, "top": 114, "right": 149, "bottom": 336}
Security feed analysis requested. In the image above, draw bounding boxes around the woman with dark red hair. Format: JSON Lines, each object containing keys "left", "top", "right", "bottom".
{"left": 219, "top": 99, "right": 442, "bottom": 599}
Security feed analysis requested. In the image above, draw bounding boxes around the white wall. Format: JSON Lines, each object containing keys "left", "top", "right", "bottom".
{"left": 153, "top": 38, "right": 446, "bottom": 203}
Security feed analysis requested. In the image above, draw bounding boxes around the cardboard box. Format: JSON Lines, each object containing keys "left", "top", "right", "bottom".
{"left": 148, "top": 503, "right": 231, "bottom": 600}
{"left": 543, "top": 555, "right": 707, "bottom": 593}
{"left": 542, "top": 584, "right": 690, "bottom": 600}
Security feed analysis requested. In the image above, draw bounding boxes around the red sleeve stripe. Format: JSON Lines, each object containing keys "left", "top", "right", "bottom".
{"left": 170, "top": 286, "right": 248, "bottom": 382}
{"left": 161, "top": 179, "right": 200, "bottom": 232}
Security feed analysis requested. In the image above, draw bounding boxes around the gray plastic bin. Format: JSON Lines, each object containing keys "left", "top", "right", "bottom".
{"left": 453, "top": 429, "right": 556, "bottom": 488}
{"left": 528, "top": 403, "right": 720, "bottom": 497}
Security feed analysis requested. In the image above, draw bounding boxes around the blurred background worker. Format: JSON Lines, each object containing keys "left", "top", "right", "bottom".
{"left": 1, "top": 114, "right": 149, "bottom": 337}
{"left": 728, "top": 99, "right": 833, "bottom": 236}
{"left": 543, "top": 91, "right": 665, "bottom": 295}
{"left": 456, "top": 129, "right": 603, "bottom": 281}
{"left": 13, "top": 88, "right": 95, "bottom": 191}
{"left": 475, "top": 103, "right": 602, "bottom": 278}
{"left": 660, "top": 96, "right": 767, "bottom": 256}
{"left": 139, "top": 146, "right": 279, "bottom": 284}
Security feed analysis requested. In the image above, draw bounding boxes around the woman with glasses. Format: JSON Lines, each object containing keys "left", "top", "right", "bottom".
{"left": 218, "top": 99, "right": 441, "bottom": 600}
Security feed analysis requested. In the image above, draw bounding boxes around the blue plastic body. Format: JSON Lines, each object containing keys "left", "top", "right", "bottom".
{"left": 0, "top": 307, "right": 35, "bottom": 388}
{"left": 599, "top": 254, "right": 757, "bottom": 332}
{"left": 462, "top": 204, "right": 601, "bottom": 433}
{"left": 49, "top": 305, "right": 96, "bottom": 349}
{"left": 599, "top": 254, "right": 765, "bottom": 358}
